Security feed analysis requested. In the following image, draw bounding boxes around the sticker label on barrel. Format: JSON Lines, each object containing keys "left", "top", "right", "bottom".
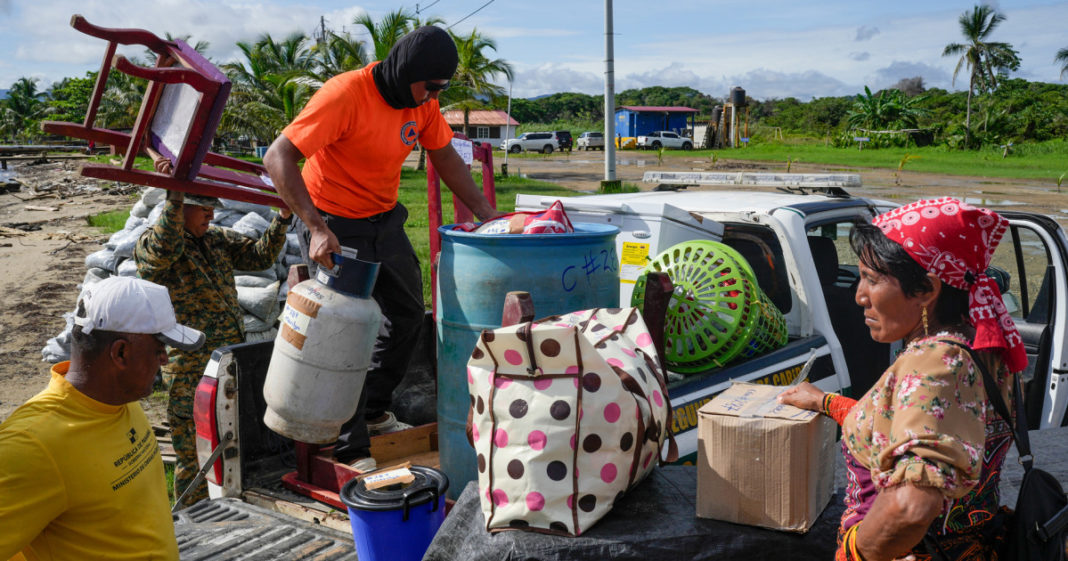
{"left": 619, "top": 242, "right": 650, "bottom": 284}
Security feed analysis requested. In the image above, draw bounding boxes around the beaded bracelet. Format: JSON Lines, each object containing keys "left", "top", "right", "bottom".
{"left": 821, "top": 392, "right": 857, "bottom": 426}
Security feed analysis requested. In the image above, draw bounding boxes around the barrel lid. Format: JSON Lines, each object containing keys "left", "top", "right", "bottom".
{"left": 340, "top": 465, "right": 449, "bottom": 512}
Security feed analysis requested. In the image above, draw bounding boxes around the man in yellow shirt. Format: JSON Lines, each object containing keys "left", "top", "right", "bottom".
{"left": 0, "top": 277, "right": 205, "bottom": 560}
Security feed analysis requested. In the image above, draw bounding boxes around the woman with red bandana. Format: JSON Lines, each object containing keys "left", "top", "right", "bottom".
{"left": 780, "top": 197, "right": 1027, "bottom": 561}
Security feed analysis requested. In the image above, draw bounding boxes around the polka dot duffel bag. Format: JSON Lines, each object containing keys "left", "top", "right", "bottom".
{"left": 466, "top": 307, "right": 679, "bottom": 535}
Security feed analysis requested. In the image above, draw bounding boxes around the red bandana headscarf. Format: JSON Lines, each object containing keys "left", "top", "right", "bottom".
{"left": 872, "top": 197, "right": 1027, "bottom": 373}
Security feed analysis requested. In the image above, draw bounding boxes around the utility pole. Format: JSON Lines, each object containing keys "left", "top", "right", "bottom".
{"left": 603, "top": 0, "right": 617, "bottom": 183}
{"left": 319, "top": 16, "right": 327, "bottom": 48}
{"left": 503, "top": 80, "right": 513, "bottom": 177}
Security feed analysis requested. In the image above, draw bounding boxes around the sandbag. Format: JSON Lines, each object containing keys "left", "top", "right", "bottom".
{"left": 243, "top": 312, "right": 276, "bottom": 334}
{"left": 85, "top": 249, "right": 120, "bottom": 273}
{"left": 82, "top": 267, "right": 109, "bottom": 287}
{"left": 212, "top": 209, "right": 242, "bottom": 228}
{"left": 467, "top": 307, "right": 676, "bottom": 536}
{"left": 141, "top": 187, "right": 166, "bottom": 207}
{"left": 221, "top": 199, "right": 275, "bottom": 221}
{"left": 129, "top": 200, "right": 151, "bottom": 219}
{"left": 285, "top": 233, "right": 302, "bottom": 255}
{"left": 237, "top": 281, "right": 280, "bottom": 322}
{"left": 231, "top": 212, "right": 270, "bottom": 240}
{"left": 245, "top": 327, "right": 278, "bottom": 344}
{"left": 116, "top": 257, "right": 138, "bottom": 277}
{"left": 235, "top": 274, "right": 277, "bottom": 288}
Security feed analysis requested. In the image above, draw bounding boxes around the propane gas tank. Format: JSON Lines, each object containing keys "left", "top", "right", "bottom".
{"left": 263, "top": 248, "right": 384, "bottom": 443}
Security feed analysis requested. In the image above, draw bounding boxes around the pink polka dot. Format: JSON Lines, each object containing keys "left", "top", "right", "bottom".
{"left": 643, "top": 452, "right": 653, "bottom": 468}
{"left": 604, "top": 403, "right": 621, "bottom": 423}
{"left": 528, "top": 430, "right": 547, "bottom": 450}
{"left": 493, "top": 374, "right": 512, "bottom": 390}
{"left": 573, "top": 377, "right": 580, "bottom": 388}
{"left": 533, "top": 378, "right": 553, "bottom": 390}
{"left": 601, "top": 463, "right": 618, "bottom": 483}
{"left": 494, "top": 429, "right": 509, "bottom": 448}
{"left": 613, "top": 324, "right": 624, "bottom": 331}
{"left": 570, "top": 433, "right": 576, "bottom": 449}
{"left": 467, "top": 367, "right": 474, "bottom": 384}
{"left": 472, "top": 425, "right": 480, "bottom": 442}
{"left": 492, "top": 489, "right": 508, "bottom": 507}
{"left": 636, "top": 333, "right": 652, "bottom": 347}
{"left": 621, "top": 348, "right": 636, "bottom": 357}
{"left": 526, "top": 492, "right": 545, "bottom": 511}
{"left": 504, "top": 349, "right": 523, "bottom": 365}
{"left": 567, "top": 494, "right": 574, "bottom": 509}
{"left": 606, "top": 358, "right": 624, "bottom": 368}
{"left": 565, "top": 365, "right": 580, "bottom": 374}
{"left": 653, "top": 390, "right": 663, "bottom": 407}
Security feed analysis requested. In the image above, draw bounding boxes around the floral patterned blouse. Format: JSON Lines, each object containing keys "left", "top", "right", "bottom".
{"left": 841, "top": 332, "right": 1013, "bottom": 501}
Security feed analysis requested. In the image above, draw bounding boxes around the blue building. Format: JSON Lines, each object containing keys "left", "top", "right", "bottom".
{"left": 614, "top": 106, "right": 699, "bottom": 138}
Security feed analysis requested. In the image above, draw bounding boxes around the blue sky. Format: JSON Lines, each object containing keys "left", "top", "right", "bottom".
{"left": 1, "top": 0, "right": 1065, "bottom": 101}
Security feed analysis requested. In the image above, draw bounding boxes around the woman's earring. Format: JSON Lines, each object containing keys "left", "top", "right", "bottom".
{"left": 922, "top": 306, "right": 929, "bottom": 337}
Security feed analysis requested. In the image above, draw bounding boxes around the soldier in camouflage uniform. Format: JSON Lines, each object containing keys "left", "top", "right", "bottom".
{"left": 134, "top": 190, "right": 291, "bottom": 507}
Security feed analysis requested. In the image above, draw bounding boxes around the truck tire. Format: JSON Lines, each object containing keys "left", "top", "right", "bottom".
{"left": 652, "top": 141, "right": 661, "bottom": 150}
{"left": 683, "top": 142, "right": 693, "bottom": 150}
{"left": 542, "top": 145, "right": 554, "bottom": 154}
{"left": 509, "top": 145, "right": 521, "bottom": 154}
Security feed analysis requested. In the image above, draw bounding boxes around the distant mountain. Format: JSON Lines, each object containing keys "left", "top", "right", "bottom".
{"left": 0, "top": 89, "right": 8, "bottom": 100}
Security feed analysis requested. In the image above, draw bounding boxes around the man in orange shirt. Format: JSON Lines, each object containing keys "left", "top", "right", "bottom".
{"left": 264, "top": 26, "right": 500, "bottom": 470}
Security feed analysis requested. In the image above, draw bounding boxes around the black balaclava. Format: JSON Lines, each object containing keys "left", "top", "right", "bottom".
{"left": 372, "top": 26, "right": 458, "bottom": 109}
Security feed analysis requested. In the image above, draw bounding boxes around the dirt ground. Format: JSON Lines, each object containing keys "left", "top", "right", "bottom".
{"left": 1, "top": 152, "right": 1065, "bottom": 424}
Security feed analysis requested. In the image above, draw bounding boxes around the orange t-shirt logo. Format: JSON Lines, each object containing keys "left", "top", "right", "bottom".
{"left": 401, "top": 121, "right": 419, "bottom": 146}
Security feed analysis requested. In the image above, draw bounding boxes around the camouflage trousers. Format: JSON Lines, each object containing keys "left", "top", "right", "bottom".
{"left": 164, "top": 355, "right": 211, "bottom": 508}
{"left": 169, "top": 409, "right": 207, "bottom": 507}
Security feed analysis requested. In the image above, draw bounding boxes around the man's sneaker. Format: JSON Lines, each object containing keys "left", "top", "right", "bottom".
{"left": 348, "top": 456, "right": 377, "bottom": 473}
{"left": 367, "top": 411, "right": 413, "bottom": 436}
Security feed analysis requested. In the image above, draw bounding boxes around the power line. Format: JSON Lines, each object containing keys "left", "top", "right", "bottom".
{"left": 448, "top": 0, "right": 495, "bottom": 29}
{"left": 417, "top": 0, "right": 443, "bottom": 14}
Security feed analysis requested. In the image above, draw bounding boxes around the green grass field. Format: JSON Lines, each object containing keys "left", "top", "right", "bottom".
{"left": 86, "top": 209, "right": 129, "bottom": 233}
{"left": 397, "top": 168, "right": 579, "bottom": 304}
{"left": 653, "top": 138, "right": 1068, "bottom": 182}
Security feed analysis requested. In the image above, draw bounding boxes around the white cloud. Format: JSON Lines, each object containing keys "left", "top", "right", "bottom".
{"left": 850, "top": 52, "right": 871, "bottom": 62}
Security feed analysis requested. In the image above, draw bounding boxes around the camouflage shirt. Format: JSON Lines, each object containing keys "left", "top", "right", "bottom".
{"left": 135, "top": 199, "right": 288, "bottom": 409}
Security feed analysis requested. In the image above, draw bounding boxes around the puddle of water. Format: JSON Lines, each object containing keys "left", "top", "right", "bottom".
{"left": 961, "top": 196, "right": 1026, "bottom": 206}
{"left": 0, "top": 169, "right": 16, "bottom": 182}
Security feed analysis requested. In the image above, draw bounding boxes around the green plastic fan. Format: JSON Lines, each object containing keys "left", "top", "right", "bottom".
{"left": 631, "top": 240, "right": 760, "bottom": 372}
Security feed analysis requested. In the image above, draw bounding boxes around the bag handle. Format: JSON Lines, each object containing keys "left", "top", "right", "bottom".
{"left": 518, "top": 322, "right": 543, "bottom": 376}
{"left": 941, "top": 340, "right": 1032, "bottom": 470}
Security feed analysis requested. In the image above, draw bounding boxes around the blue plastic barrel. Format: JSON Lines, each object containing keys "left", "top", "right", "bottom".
{"left": 340, "top": 466, "right": 448, "bottom": 561}
{"left": 435, "top": 223, "right": 620, "bottom": 499}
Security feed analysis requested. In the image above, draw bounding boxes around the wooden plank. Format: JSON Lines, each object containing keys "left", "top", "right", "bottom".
{"left": 243, "top": 488, "right": 353, "bottom": 534}
{"left": 369, "top": 422, "right": 438, "bottom": 463}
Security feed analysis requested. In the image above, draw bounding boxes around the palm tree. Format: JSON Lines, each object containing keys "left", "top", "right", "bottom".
{"left": 219, "top": 33, "right": 317, "bottom": 145}
{"left": 942, "top": 4, "right": 1021, "bottom": 147}
{"left": 1057, "top": 47, "right": 1068, "bottom": 79}
{"left": 311, "top": 31, "right": 368, "bottom": 81}
{"left": 441, "top": 29, "right": 514, "bottom": 138}
{"left": 1, "top": 77, "right": 48, "bottom": 142}
{"left": 354, "top": 9, "right": 417, "bottom": 61}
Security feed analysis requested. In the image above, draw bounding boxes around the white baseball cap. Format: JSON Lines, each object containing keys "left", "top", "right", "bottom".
{"left": 73, "top": 277, "right": 205, "bottom": 351}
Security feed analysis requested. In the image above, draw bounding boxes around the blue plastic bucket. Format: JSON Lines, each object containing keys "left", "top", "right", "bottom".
{"left": 340, "top": 465, "right": 449, "bottom": 561}
{"left": 435, "top": 223, "right": 620, "bottom": 499}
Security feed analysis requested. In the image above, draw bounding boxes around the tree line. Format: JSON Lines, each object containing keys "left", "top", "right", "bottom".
{"left": 1, "top": 4, "right": 1066, "bottom": 151}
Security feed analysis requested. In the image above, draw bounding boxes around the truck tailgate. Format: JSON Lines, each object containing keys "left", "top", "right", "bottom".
{"left": 174, "top": 498, "right": 357, "bottom": 560}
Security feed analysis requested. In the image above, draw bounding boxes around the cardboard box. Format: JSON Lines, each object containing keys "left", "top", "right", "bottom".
{"left": 696, "top": 382, "right": 836, "bottom": 532}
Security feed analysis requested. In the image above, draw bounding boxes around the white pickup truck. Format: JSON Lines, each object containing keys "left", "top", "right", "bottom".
{"left": 187, "top": 184, "right": 1068, "bottom": 555}
{"left": 636, "top": 131, "right": 693, "bottom": 150}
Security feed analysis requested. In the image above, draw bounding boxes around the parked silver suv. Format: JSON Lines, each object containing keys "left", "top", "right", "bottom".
{"left": 500, "top": 132, "right": 560, "bottom": 154}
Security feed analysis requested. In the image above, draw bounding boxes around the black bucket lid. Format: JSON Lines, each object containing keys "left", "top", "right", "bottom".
{"left": 341, "top": 466, "right": 449, "bottom": 520}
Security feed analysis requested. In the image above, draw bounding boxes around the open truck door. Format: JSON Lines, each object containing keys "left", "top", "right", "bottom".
{"left": 992, "top": 211, "right": 1068, "bottom": 429}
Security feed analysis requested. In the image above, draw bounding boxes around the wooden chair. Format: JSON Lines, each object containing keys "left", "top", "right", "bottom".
{"left": 41, "top": 15, "right": 285, "bottom": 208}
